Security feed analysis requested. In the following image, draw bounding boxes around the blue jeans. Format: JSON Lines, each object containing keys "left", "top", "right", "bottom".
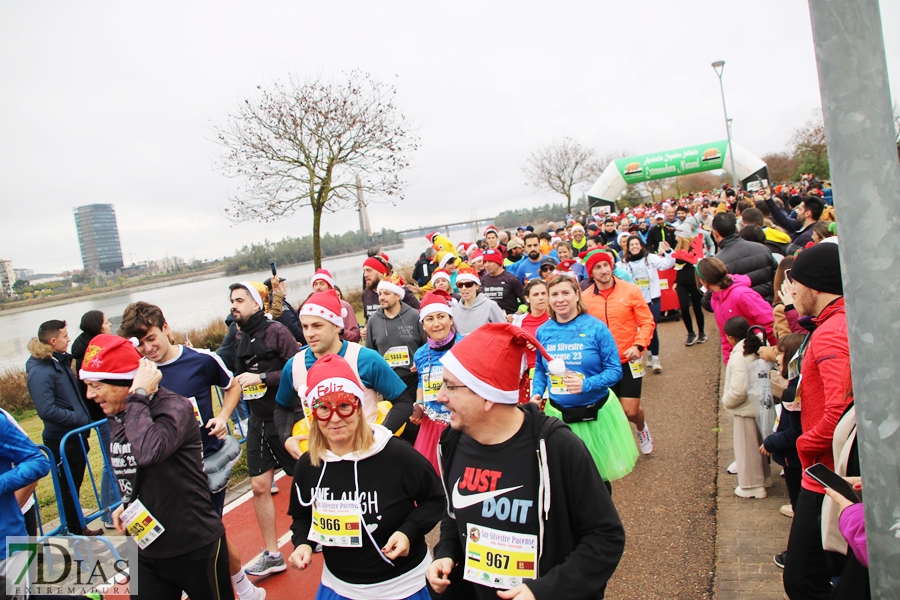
{"left": 96, "top": 421, "right": 116, "bottom": 525}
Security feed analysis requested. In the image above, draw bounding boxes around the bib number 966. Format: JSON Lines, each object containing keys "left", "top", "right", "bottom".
{"left": 318, "top": 518, "right": 342, "bottom": 531}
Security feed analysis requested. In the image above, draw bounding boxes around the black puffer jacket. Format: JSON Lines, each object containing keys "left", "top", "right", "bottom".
{"left": 713, "top": 234, "right": 776, "bottom": 302}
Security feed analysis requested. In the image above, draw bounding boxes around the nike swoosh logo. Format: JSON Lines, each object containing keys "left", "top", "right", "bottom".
{"left": 451, "top": 478, "right": 523, "bottom": 509}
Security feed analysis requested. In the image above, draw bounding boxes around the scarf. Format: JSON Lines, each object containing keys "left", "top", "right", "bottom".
{"left": 235, "top": 310, "right": 272, "bottom": 368}
{"left": 427, "top": 328, "right": 458, "bottom": 350}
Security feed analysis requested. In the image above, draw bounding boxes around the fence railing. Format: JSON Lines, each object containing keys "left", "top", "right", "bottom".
{"left": 58, "top": 420, "right": 121, "bottom": 535}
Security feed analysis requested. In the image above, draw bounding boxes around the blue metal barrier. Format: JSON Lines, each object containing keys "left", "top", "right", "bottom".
{"left": 214, "top": 385, "right": 250, "bottom": 442}
{"left": 58, "top": 420, "right": 122, "bottom": 535}
{"left": 33, "top": 444, "right": 68, "bottom": 538}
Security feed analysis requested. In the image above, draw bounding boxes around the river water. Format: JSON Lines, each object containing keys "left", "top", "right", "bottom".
{"left": 0, "top": 227, "right": 480, "bottom": 371}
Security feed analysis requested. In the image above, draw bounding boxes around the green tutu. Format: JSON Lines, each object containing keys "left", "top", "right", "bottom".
{"left": 544, "top": 390, "right": 639, "bottom": 481}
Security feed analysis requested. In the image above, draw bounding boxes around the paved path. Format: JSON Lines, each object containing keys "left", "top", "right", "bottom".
{"left": 714, "top": 368, "right": 793, "bottom": 599}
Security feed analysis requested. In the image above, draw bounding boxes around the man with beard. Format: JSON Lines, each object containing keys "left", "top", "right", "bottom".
{"left": 514, "top": 233, "right": 545, "bottom": 284}
{"left": 361, "top": 254, "right": 420, "bottom": 324}
{"left": 480, "top": 248, "right": 525, "bottom": 315}
{"left": 229, "top": 282, "right": 300, "bottom": 577}
{"left": 764, "top": 192, "right": 824, "bottom": 254}
{"left": 647, "top": 213, "right": 676, "bottom": 254}
{"left": 504, "top": 237, "right": 525, "bottom": 267}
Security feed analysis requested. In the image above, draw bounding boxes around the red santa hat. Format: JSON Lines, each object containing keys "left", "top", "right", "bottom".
{"left": 468, "top": 249, "right": 484, "bottom": 264}
{"left": 310, "top": 268, "right": 335, "bottom": 289}
{"left": 79, "top": 334, "right": 142, "bottom": 382}
{"left": 376, "top": 273, "right": 406, "bottom": 297}
{"left": 363, "top": 255, "right": 389, "bottom": 275}
{"left": 482, "top": 248, "right": 503, "bottom": 265}
{"left": 483, "top": 224, "right": 499, "bottom": 237}
{"left": 556, "top": 259, "right": 578, "bottom": 278}
{"left": 430, "top": 269, "right": 451, "bottom": 285}
{"left": 304, "top": 354, "right": 366, "bottom": 410}
{"left": 419, "top": 289, "right": 453, "bottom": 321}
{"left": 440, "top": 323, "right": 565, "bottom": 404}
{"left": 456, "top": 242, "right": 469, "bottom": 255}
{"left": 584, "top": 250, "right": 615, "bottom": 276}
{"left": 455, "top": 266, "right": 481, "bottom": 286}
{"left": 426, "top": 231, "right": 440, "bottom": 243}
{"left": 300, "top": 290, "right": 348, "bottom": 327}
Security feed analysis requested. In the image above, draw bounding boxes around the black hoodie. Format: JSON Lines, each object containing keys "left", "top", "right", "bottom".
{"left": 433, "top": 403, "right": 625, "bottom": 600}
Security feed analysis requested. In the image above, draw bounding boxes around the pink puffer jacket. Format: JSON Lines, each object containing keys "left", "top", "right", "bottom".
{"left": 711, "top": 274, "right": 776, "bottom": 363}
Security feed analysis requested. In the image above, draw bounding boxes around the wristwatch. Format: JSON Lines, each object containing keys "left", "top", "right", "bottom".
{"left": 636, "top": 345, "right": 645, "bottom": 353}
{"left": 259, "top": 372, "right": 267, "bottom": 383}
{"left": 131, "top": 388, "right": 148, "bottom": 396}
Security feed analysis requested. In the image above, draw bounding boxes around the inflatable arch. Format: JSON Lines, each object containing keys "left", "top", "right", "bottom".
{"left": 586, "top": 140, "right": 769, "bottom": 213}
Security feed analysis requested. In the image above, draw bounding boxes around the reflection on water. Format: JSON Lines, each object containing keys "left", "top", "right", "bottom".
{"left": 0, "top": 227, "right": 480, "bottom": 370}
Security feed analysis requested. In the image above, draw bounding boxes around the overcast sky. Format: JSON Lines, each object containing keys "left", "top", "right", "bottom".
{"left": 2, "top": 1, "right": 898, "bottom": 273}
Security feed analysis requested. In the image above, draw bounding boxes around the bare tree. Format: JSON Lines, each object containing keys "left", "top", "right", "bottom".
{"left": 523, "top": 138, "right": 603, "bottom": 214}
{"left": 216, "top": 71, "right": 418, "bottom": 268}
{"left": 760, "top": 152, "right": 799, "bottom": 185}
{"left": 789, "top": 109, "right": 829, "bottom": 180}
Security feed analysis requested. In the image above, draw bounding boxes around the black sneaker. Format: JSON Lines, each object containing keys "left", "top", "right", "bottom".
{"left": 685, "top": 333, "right": 697, "bottom": 346}
{"left": 697, "top": 332, "right": 708, "bottom": 344}
{"left": 773, "top": 551, "right": 787, "bottom": 569}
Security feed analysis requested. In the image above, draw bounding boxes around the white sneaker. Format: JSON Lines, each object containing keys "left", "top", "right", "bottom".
{"left": 780, "top": 504, "right": 794, "bottom": 518}
{"left": 270, "top": 481, "right": 279, "bottom": 494}
{"left": 651, "top": 356, "right": 662, "bottom": 373}
{"left": 637, "top": 425, "right": 654, "bottom": 454}
{"left": 727, "top": 461, "right": 738, "bottom": 474}
{"left": 239, "top": 419, "right": 249, "bottom": 435}
{"left": 764, "top": 476, "right": 774, "bottom": 488}
{"left": 734, "top": 486, "right": 767, "bottom": 499}
{"left": 254, "top": 587, "right": 266, "bottom": 600}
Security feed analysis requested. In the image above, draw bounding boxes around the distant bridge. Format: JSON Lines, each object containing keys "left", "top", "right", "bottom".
{"left": 396, "top": 217, "right": 498, "bottom": 238}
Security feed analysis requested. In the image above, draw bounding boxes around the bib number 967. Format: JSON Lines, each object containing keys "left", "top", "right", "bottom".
{"left": 485, "top": 551, "right": 510, "bottom": 569}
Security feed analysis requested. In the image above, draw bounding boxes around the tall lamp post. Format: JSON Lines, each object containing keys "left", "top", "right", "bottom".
{"left": 712, "top": 60, "right": 739, "bottom": 189}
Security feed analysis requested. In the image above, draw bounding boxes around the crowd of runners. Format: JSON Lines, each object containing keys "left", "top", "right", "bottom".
{"left": 1, "top": 175, "right": 871, "bottom": 600}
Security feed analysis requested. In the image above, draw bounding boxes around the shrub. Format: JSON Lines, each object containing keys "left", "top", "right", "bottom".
{"left": 172, "top": 319, "right": 230, "bottom": 351}
{"left": 0, "top": 367, "right": 34, "bottom": 415}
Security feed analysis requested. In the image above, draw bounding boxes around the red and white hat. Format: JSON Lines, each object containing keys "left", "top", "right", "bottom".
{"left": 305, "top": 354, "right": 365, "bottom": 409}
{"left": 482, "top": 248, "right": 503, "bottom": 265}
{"left": 300, "top": 290, "right": 348, "bottom": 327}
{"left": 455, "top": 266, "right": 480, "bottom": 286}
{"left": 310, "top": 268, "right": 335, "bottom": 289}
{"left": 419, "top": 289, "right": 453, "bottom": 321}
{"left": 556, "top": 259, "right": 578, "bottom": 278}
{"left": 483, "top": 225, "right": 499, "bottom": 237}
{"left": 377, "top": 273, "right": 406, "bottom": 297}
{"left": 79, "top": 334, "right": 142, "bottom": 382}
{"left": 430, "top": 269, "right": 451, "bottom": 285}
{"left": 440, "top": 323, "right": 565, "bottom": 404}
{"left": 468, "top": 249, "right": 484, "bottom": 264}
{"left": 584, "top": 250, "right": 615, "bottom": 276}
{"left": 456, "top": 242, "right": 469, "bottom": 255}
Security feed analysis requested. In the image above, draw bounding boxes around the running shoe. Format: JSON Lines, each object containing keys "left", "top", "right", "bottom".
{"left": 637, "top": 425, "right": 654, "bottom": 455}
{"left": 245, "top": 550, "right": 286, "bottom": 577}
{"left": 685, "top": 333, "right": 697, "bottom": 346}
{"left": 651, "top": 357, "right": 662, "bottom": 373}
{"left": 726, "top": 461, "right": 738, "bottom": 474}
{"left": 773, "top": 551, "right": 787, "bottom": 569}
{"left": 734, "top": 486, "right": 767, "bottom": 499}
{"left": 271, "top": 481, "right": 279, "bottom": 494}
{"left": 697, "top": 332, "right": 708, "bottom": 343}
{"left": 253, "top": 588, "right": 267, "bottom": 600}
{"left": 780, "top": 504, "right": 794, "bottom": 518}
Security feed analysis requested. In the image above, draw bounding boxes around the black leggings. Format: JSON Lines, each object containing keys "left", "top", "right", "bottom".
{"left": 135, "top": 535, "right": 233, "bottom": 600}
{"left": 676, "top": 279, "right": 704, "bottom": 335}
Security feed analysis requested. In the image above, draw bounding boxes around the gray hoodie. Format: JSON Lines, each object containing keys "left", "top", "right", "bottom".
{"left": 365, "top": 303, "right": 425, "bottom": 379}
{"left": 451, "top": 293, "right": 507, "bottom": 335}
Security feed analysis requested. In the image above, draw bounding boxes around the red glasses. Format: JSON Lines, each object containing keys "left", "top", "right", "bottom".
{"left": 311, "top": 392, "right": 359, "bottom": 421}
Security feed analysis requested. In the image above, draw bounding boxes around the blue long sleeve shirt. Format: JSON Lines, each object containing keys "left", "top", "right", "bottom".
{"left": 1, "top": 411, "right": 51, "bottom": 559}
{"left": 532, "top": 313, "right": 623, "bottom": 408}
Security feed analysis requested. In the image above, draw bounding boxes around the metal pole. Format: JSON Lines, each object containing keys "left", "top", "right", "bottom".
{"left": 712, "top": 62, "right": 740, "bottom": 190}
{"left": 808, "top": 1, "right": 900, "bottom": 596}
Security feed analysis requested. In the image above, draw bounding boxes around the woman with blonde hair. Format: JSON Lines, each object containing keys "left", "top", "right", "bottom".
{"left": 288, "top": 354, "right": 444, "bottom": 600}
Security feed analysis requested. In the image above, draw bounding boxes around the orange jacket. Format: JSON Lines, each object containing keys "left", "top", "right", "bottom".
{"left": 583, "top": 278, "right": 655, "bottom": 363}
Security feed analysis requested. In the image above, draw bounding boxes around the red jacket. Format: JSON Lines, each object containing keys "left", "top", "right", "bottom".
{"left": 795, "top": 298, "right": 851, "bottom": 493}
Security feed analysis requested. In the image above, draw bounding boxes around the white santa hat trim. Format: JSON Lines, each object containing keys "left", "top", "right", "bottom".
{"left": 236, "top": 281, "right": 263, "bottom": 310}
{"left": 305, "top": 376, "right": 366, "bottom": 406}
{"left": 439, "top": 253, "right": 456, "bottom": 268}
{"left": 431, "top": 270, "right": 451, "bottom": 284}
{"left": 79, "top": 368, "right": 139, "bottom": 381}
{"left": 310, "top": 270, "right": 334, "bottom": 289}
{"left": 419, "top": 302, "right": 452, "bottom": 321}
{"left": 440, "top": 349, "right": 520, "bottom": 404}
{"left": 455, "top": 271, "right": 481, "bottom": 286}
{"left": 299, "top": 302, "right": 345, "bottom": 327}
{"left": 377, "top": 279, "right": 405, "bottom": 297}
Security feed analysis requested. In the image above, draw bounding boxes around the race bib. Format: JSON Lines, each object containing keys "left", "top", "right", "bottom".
{"left": 629, "top": 359, "right": 645, "bottom": 379}
{"left": 549, "top": 371, "right": 584, "bottom": 396}
{"left": 635, "top": 277, "right": 650, "bottom": 289}
{"left": 659, "top": 279, "right": 669, "bottom": 290}
{"left": 383, "top": 346, "right": 411, "bottom": 368}
{"left": 423, "top": 368, "right": 443, "bottom": 401}
{"left": 121, "top": 499, "right": 165, "bottom": 549}
{"left": 187, "top": 397, "right": 202, "bottom": 424}
{"left": 309, "top": 499, "right": 363, "bottom": 547}
{"left": 464, "top": 524, "right": 538, "bottom": 589}
{"left": 242, "top": 383, "right": 267, "bottom": 401}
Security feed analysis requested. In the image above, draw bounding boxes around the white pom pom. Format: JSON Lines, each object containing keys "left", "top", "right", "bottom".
{"left": 129, "top": 337, "right": 140, "bottom": 348}
{"left": 548, "top": 358, "right": 566, "bottom": 376}
{"left": 341, "top": 307, "right": 348, "bottom": 318}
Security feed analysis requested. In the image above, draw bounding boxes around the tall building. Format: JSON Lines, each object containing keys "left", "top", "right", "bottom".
{"left": 0, "top": 260, "right": 14, "bottom": 298}
{"left": 73, "top": 204, "right": 124, "bottom": 273}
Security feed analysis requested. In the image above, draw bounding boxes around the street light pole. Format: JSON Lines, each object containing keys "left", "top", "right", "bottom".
{"left": 712, "top": 61, "right": 739, "bottom": 189}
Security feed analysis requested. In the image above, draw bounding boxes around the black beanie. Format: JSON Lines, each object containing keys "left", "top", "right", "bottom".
{"left": 791, "top": 242, "right": 843, "bottom": 295}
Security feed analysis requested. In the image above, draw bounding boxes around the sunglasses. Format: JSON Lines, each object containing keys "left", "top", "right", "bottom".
{"left": 540, "top": 266, "right": 555, "bottom": 272}
{"left": 457, "top": 281, "right": 477, "bottom": 289}
{"left": 311, "top": 392, "right": 359, "bottom": 421}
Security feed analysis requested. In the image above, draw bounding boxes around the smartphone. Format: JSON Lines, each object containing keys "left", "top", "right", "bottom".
{"left": 270, "top": 262, "right": 277, "bottom": 276}
{"left": 805, "top": 463, "right": 860, "bottom": 503}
